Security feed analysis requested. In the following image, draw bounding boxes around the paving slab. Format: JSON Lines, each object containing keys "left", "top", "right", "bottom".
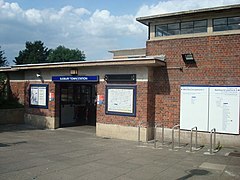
{"left": 0, "top": 124, "right": 240, "bottom": 180}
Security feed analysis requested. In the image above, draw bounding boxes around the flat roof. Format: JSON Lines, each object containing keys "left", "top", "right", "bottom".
{"left": 0, "top": 56, "right": 165, "bottom": 72}
{"left": 137, "top": 4, "right": 240, "bottom": 25}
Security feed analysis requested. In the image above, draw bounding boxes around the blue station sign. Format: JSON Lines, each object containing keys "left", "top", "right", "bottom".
{"left": 52, "top": 76, "right": 99, "bottom": 82}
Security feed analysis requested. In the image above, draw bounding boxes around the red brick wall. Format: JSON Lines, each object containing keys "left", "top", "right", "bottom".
{"left": 97, "top": 81, "right": 152, "bottom": 128}
{"left": 10, "top": 81, "right": 56, "bottom": 118}
{"left": 147, "top": 34, "right": 240, "bottom": 128}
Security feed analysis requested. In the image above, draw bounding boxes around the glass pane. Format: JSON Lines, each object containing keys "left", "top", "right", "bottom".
{"left": 156, "top": 25, "right": 167, "bottom": 36}
{"left": 181, "top": 21, "right": 193, "bottom": 29}
{"left": 213, "top": 18, "right": 227, "bottom": 25}
{"left": 194, "top": 27, "right": 207, "bottom": 33}
{"left": 228, "top": 24, "right": 240, "bottom": 30}
{"left": 213, "top": 25, "right": 228, "bottom": 32}
{"left": 228, "top": 16, "right": 240, "bottom": 24}
{"left": 168, "top": 23, "right": 180, "bottom": 30}
{"left": 194, "top": 20, "right": 207, "bottom": 27}
{"left": 181, "top": 28, "right": 193, "bottom": 34}
{"left": 168, "top": 29, "right": 180, "bottom": 35}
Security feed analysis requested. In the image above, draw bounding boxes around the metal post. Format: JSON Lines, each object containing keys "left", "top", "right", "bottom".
{"left": 138, "top": 124, "right": 141, "bottom": 146}
{"left": 154, "top": 124, "right": 157, "bottom": 148}
{"left": 162, "top": 124, "right": 164, "bottom": 146}
{"left": 195, "top": 127, "right": 198, "bottom": 149}
{"left": 172, "top": 127, "right": 174, "bottom": 150}
{"left": 213, "top": 128, "right": 216, "bottom": 150}
{"left": 171, "top": 124, "right": 180, "bottom": 150}
{"left": 178, "top": 127, "right": 180, "bottom": 147}
{"left": 209, "top": 128, "right": 216, "bottom": 154}
{"left": 190, "top": 126, "right": 197, "bottom": 152}
{"left": 210, "top": 130, "right": 213, "bottom": 154}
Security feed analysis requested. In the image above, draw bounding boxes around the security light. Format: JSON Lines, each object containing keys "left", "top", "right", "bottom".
{"left": 36, "top": 73, "right": 41, "bottom": 78}
{"left": 182, "top": 53, "right": 195, "bottom": 63}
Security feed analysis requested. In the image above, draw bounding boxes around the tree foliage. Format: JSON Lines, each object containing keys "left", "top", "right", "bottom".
{"left": 0, "top": 46, "right": 8, "bottom": 67}
{"left": 14, "top": 41, "right": 50, "bottom": 65}
{"left": 48, "top": 45, "right": 85, "bottom": 63}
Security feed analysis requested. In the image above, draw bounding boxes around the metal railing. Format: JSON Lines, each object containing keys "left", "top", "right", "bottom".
{"left": 154, "top": 122, "right": 165, "bottom": 148}
{"left": 154, "top": 124, "right": 157, "bottom": 148}
{"left": 189, "top": 126, "right": 198, "bottom": 152}
{"left": 160, "top": 122, "right": 165, "bottom": 146}
{"left": 138, "top": 123, "right": 141, "bottom": 146}
{"left": 172, "top": 124, "right": 180, "bottom": 150}
{"left": 210, "top": 128, "right": 216, "bottom": 154}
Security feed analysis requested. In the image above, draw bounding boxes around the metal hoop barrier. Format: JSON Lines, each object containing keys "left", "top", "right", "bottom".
{"left": 210, "top": 128, "right": 216, "bottom": 154}
{"left": 172, "top": 124, "right": 180, "bottom": 150}
{"left": 159, "top": 122, "right": 165, "bottom": 146}
{"left": 190, "top": 126, "right": 198, "bottom": 152}
{"left": 154, "top": 124, "right": 157, "bottom": 148}
{"left": 138, "top": 123, "right": 141, "bottom": 146}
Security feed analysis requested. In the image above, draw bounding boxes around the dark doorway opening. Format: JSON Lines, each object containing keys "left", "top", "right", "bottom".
{"left": 60, "top": 83, "right": 97, "bottom": 127}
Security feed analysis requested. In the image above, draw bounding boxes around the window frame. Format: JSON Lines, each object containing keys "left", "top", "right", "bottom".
{"left": 213, "top": 16, "right": 240, "bottom": 32}
{"left": 155, "top": 19, "right": 208, "bottom": 37}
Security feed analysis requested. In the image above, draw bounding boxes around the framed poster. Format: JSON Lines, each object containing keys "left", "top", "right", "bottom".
{"left": 105, "top": 85, "right": 136, "bottom": 116}
{"left": 209, "top": 86, "right": 240, "bottom": 134}
{"left": 180, "top": 85, "right": 209, "bottom": 131}
{"left": 29, "top": 84, "right": 48, "bottom": 109}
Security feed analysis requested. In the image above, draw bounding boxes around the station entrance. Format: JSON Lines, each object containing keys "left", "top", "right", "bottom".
{"left": 60, "top": 83, "right": 97, "bottom": 127}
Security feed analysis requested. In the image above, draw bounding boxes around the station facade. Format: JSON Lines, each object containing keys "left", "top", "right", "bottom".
{"left": 1, "top": 5, "right": 240, "bottom": 146}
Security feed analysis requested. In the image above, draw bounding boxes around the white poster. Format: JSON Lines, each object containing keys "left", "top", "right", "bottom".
{"left": 180, "top": 86, "right": 209, "bottom": 131}
{"left": 209, "top": 87, "right": 240, "bottom": 134}
{"left": 31, "top": 87, "right": 39, "bottom": 105}
{"left": 38, "top": 87, "right": 47, "bottom": 106}
{"left": 107, "top": 88, "right": 134, "bottom": 113}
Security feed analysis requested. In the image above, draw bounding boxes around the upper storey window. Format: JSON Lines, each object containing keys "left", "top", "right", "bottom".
{"left": 155, "top": 19, "right": 207, "bottom": 37}
{"left": 213, "top": 16, "right": 240, "bottom": 32}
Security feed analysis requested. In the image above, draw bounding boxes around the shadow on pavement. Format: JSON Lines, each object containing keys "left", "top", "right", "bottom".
{"left": 177, "top": 169, "right": 211, "bottom": 180}
{"left": 0, "top": 124, "right": 40, "bottom": 133}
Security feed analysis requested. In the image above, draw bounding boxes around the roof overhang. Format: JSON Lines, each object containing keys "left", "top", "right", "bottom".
{"left": 0, "top": 56, "right": 166, "bottom": 72}
{"left": 136, "top": 4, "right": 240, "bottom": 26}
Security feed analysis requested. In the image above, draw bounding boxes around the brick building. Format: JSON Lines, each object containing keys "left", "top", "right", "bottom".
{"left": 0, "top": 5, "right": 240, "bottom": 146}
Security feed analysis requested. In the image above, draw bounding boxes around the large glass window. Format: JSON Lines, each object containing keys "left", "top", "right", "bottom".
{"left": 213, "top": 16, "right": 240, "bottom": 32}
{"left": 155, "top": 19, "right": 207, "bottom": 37}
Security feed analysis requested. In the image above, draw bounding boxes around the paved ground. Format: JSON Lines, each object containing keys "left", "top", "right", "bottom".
{"left": 0, "top": 124, "right": 240, "bottom": 180}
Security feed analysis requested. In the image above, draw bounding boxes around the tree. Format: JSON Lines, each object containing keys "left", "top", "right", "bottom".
{"left": 14, "top": 41, "right": 50, "bottom": 65}
{"left": 48, "top": 45, "right": 85, "bottom": 63}
{"left": 0, "top": 46, "right": 8, "bottom": 67}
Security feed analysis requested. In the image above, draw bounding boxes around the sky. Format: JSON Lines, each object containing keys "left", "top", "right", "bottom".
{"left": 1, "top": 0, "right": 239, "bottom": 65}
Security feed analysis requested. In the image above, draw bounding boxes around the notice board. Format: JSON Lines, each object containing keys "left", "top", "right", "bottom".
{"left": 209, "top": 87, "right": 240, "bottom": 134}
{"left": 180, "top": 86, "right": 209, "bottom": 131}
{"left": 180, "top": 85, "right": 240, "bottom": 134}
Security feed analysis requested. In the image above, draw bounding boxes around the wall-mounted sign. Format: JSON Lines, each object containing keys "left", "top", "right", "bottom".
{"left": 52, "top": 76, "right": 99, "bottom": 83}
{"left": 105, "top": 85, "right": 136, "bottom": 116}
{"left": 29, "top": 84, "right": 48, "bottom": 109}
{"left": 180, "top": 85, "right": 240, "bottom": 134}
{"left": 97, "top": 95, "right": 104, "bottom": 105}
{"left": 49, "top": 92, "right": 55, "bottom": 102}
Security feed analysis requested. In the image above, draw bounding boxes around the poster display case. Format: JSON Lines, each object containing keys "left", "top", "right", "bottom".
{"left": 105, "top": 85, "right": 136, "bottom": 116}
{"left": 29, "top": 84, "right": 48, "bottom": 109}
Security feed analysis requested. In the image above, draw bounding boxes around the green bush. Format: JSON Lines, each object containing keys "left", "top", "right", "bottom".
{"left": 0, "top": 97, "right": 24, "bottom": 109}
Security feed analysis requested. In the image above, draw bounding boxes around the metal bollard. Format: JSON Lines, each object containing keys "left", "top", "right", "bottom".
{"left": 154, "top": 124, "right": 157, "bottom": 148}
{"left": 171, "top": 124, "right": 180, "bottom": 150}
{"left": 190, "top": 126, "right": 197, "bottom": 152}
{"left": 210, "top": 128, "right": 216, "bottom": 154}
{"left": 138, "top": 124, "right": 141, "bottom": 146}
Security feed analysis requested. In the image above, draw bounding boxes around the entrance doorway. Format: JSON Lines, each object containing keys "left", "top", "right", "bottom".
{"left": 60, "top": 83, "right": 97, "bottom": 127}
